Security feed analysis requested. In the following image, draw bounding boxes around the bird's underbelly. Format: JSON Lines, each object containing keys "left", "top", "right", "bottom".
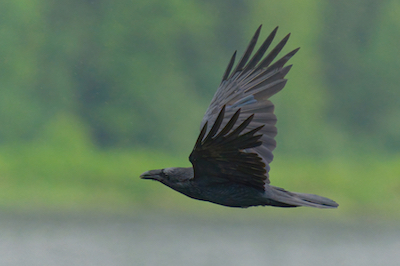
{"left": 179, "top": 183, "right": 266, "bottom": 208}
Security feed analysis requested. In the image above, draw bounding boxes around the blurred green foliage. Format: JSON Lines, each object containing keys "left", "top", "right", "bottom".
{"left": 0, "top": 118, "right": 399, "bottom": 219}
{"left": 0, "top": 0, "right": 399, "bottom": 217}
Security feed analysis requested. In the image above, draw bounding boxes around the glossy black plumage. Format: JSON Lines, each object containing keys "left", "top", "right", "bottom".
{"left": 140, "top": 26, "right": 338, "bottom": 209}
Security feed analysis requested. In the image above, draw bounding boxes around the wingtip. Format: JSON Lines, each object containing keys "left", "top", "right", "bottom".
{"left": 283, "top": 33, "right": 291, "bottom": 41}
{"left": 286, "top": 47, "right": 301, "bottom": 59}
{"left": 221, "top": 50, "right": 238, "bottom": 83}
{"left": 253, "top": 26, "right": 262, "bottom": 40}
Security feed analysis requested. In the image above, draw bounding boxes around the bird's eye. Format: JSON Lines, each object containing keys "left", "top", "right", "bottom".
{"left": 160, "top": 169, "right": 168, "bottom": 179}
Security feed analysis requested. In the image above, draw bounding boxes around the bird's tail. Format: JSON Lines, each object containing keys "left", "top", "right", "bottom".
{"left": 265, "top": 185, "right": 339, "bottom": 208}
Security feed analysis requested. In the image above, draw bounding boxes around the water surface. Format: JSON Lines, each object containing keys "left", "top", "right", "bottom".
{"left": 0, "top": 211, "right": 399, "bottom": 266}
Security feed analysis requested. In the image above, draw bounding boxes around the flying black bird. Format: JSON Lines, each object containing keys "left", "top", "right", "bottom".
{"left": 141, "top": 26, "right": 338, "bottom": 208}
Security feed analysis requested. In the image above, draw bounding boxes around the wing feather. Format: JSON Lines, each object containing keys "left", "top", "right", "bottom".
{"left": 189, "top": 108, "right": 267, "bottom": 191}
{"left": 198, "top": 26, "right": 298, "bottom": 183}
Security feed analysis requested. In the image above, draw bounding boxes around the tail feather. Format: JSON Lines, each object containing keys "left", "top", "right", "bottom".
{"left": 265, "top": 185, "right": 339, "bottom": 209}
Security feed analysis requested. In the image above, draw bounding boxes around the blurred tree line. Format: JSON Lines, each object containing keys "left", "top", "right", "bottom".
{"left": 0, "top": 0, "right": 399, "bottom": 156}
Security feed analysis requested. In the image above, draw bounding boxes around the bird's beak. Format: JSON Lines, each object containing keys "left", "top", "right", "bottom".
{"left": 140, "top": 169, "right": 163, "bottom": 181}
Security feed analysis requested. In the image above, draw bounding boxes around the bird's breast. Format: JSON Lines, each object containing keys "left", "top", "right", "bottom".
{"left": 175, "top": 181, "right": 265, "bottom": 208}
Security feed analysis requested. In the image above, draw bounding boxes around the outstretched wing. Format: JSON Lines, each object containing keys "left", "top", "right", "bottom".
{"left": 199, "top": 25, "right": 299, "bottom": 183}
{"left": 189, "top": 106, "right": 267, "bottom": 191}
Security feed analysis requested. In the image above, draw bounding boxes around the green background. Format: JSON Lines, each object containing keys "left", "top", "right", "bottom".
{"left": 1, "top": 0, "right": 399, "bottom": 220}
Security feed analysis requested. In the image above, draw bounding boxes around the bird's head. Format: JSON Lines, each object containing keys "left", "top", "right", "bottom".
{"left": 140, "top": 167, "right": 193, "bottom": 189}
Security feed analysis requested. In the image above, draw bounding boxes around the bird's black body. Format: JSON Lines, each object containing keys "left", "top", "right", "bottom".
{"left": 141, "top": 26, "right": 338, "bottom": 209}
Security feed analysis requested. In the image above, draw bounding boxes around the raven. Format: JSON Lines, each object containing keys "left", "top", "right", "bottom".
{"left": 141, "top": 26, "right": 338, "bottom": 209}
